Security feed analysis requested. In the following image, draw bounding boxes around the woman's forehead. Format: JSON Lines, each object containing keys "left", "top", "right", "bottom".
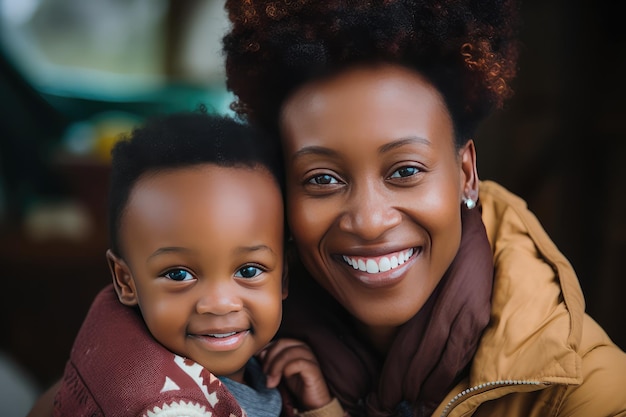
{"left": 279, "top": 65, "right": 452, "bottom": 152}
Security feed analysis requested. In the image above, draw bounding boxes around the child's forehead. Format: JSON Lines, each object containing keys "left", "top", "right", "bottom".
{"left": 125, "top": 164, "right": 283, "bottom": 225}
{"left": 118, "top": 163, "right": 284, "bottom": 257}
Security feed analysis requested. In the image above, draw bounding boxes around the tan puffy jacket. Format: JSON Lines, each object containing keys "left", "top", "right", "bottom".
{"left": 433, "top": 181, "right": 626, "bottom": 417}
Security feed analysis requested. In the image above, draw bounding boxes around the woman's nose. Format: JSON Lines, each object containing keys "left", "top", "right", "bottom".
{"left": 195, "top": 279, "right": 243, "bottom": 315}
{"left": 338, "top": 181, "right": 402, "bottom": 241}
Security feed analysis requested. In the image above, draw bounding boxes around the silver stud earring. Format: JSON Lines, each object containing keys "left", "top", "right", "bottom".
{"left": 463, "top": 197, "right": 476, "bottom": 210}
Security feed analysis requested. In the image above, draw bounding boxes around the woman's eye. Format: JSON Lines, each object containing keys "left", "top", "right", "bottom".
{"left": 164, "top": 269, "right": 193, "bottom": 282}
{"left": 235, "top": 265, "right": 263, "bottom": 279}
{"left": 389, "top": 166, "right": 419, "bottom": 178}
{"left": 307, "top": 174, "right": 339, "bottom": 185}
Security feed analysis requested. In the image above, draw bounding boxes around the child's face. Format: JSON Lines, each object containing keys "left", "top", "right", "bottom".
{"left": 110, "top": 164, "right": 285, "bottom": 384}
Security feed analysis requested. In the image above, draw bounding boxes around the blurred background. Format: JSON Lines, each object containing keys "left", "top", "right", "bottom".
{"left": 0, "top": 0, "right": 624, "bottom": 415}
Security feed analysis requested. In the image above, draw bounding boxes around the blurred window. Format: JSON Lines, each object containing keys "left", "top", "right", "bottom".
{"left": 0, "top": 0, "right": 231, "bottom": 110}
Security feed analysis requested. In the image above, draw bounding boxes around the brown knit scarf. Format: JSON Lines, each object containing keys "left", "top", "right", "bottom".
{"left": 279, "top": 206, "right": 494, "bottom": 417}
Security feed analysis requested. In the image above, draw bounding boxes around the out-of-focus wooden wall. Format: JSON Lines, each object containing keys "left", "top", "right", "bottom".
{"left": 478, "top": 0, "right": 626, "bottom": 350}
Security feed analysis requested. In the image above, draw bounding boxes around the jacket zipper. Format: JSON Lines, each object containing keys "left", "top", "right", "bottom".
{"left": 439, "top": 380, "right": 543, "bottom": 417}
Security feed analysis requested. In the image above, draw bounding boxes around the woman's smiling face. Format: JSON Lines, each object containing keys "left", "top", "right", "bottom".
{"left": 280, "top": 64, "right": 474, "bottom": 336}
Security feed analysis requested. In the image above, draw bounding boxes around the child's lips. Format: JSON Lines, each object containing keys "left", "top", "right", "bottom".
{"left": 190, "top": 329, "right": 250, "bottom": 351}
{"left": 206, "top": 331, "right": 237, "bottom": 338}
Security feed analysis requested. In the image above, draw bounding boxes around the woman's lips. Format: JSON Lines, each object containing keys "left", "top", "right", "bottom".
{"left": 341, "top": 247, "right": 415, "bottom": 273}
{"left": 339, "top": 247, "right": 419, "bottom": 288}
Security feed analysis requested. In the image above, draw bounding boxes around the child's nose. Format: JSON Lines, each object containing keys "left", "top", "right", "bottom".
{"left": 195, "top": 279, "right": 243, "bottom": 315}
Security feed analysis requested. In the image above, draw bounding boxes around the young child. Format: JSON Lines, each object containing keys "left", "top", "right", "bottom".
{"left": 52, "top": 111, "right": 343, "bottom": 417}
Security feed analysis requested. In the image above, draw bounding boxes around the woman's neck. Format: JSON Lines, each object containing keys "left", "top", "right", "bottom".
{"left": 355, "top": 322, "right": 399, "bottom": 355}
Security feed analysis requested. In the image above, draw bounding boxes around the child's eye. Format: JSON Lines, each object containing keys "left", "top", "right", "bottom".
{"left": 164, "top": 269, "right": 193, "bottom": 282}
{"left": 389, "top": 166, "right": 420, "bottom": 178}
{"left": 235, "top": 266, "right": 263, "bottom": 279}
{"left": 307, "top": 174, "right": 339, "bottom": 185}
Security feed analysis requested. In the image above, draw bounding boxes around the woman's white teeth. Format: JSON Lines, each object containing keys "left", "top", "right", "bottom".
{"left": 209, "top": 332, "right": 236, "bottom": 338}
{"left": 366, "top": 259, "right": 378, "bottom": 273}
{"left": 379, "top": 257, "right": 391, "bottom": 272}
{"left": 342, "top": 248, "right": 414, "bottom": 274}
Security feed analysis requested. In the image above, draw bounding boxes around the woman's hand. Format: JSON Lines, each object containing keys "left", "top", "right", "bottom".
{"left": 259, "top": 338, "right": 332, "bottom": 410}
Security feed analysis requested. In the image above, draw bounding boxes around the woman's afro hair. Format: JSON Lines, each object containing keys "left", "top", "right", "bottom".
{"left": 223, "top": 0, "right": 521, "bottom": 144}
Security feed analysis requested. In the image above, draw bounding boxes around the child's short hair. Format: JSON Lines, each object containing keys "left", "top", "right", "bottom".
{"left": 108, "top": 110, "right": 284, "bottom": 256}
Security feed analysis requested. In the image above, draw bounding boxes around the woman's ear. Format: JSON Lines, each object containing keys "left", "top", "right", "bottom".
{"left": 106, "top": 249, "right": 138, "bottom": 306}
{"left": 460, "top": 139, "right": 479, "bottom": 203}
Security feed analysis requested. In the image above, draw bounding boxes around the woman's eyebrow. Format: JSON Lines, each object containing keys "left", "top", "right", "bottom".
{"left": 378, "top": 136, "right": 431, "bottom": 154}
{"left": 291, "top": 145, "right": 338, "bottom": 162}
{"left": 292, "top": 137, "right": 430, "bottom": 161}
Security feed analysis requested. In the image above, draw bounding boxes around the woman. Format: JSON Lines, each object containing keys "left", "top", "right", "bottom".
{"left": 222, "top": 1, "right": 626, "bottom": 416}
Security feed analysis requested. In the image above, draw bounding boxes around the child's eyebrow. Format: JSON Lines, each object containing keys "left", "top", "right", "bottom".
{"left": 235, "top": 244, "right": 277, "bottom": 255}
{"left": 148, "top": 246, "right": 193, "bottom": 259}
{"left": 147, "top": 245, "right": 277, "bottom": 259}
